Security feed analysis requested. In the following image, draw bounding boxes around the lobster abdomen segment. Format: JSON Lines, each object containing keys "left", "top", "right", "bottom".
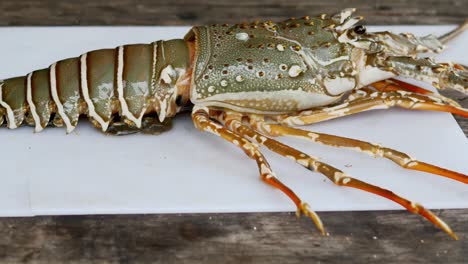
{"left": 83, "top": 48, "right": 116, "bottom": 131}
{"left": 29, "top": 69, "right": 53, "bottom": 131}
{"left": 119, "top": 44, "right": 153, "bottom": 128}
{"left": 0, "top": 77, "right": 27, "bottom": 129}
{"left": 0, "top": 39, "right": 193, "bottom": 133}
{"left": 52, "top": 58, "right": 82, "bottom": 133}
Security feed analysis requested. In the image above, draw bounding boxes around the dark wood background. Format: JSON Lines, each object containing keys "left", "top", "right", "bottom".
{"left": 1, "top": 1, "right": 467, "bottom": 263}
{"left": 1, "top": 0, "right": 467, "bottom": 25}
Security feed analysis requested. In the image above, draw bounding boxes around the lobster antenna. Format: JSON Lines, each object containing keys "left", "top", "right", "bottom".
{"left": 438, "top": 20, "right": 468, "bottom": 44}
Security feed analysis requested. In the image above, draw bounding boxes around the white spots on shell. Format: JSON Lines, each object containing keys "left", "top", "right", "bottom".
{"left": 333, "top": 171, "right": 345, "bottom": 184}
{"left": 396, "top": 90, "right": 412, "bottom": 97}
{"left": 297, "top": 159, "right": 309, "bottom": 167}
{"left": 235, "top": 75, "right": 244, "bottom": 82}
{"left": 208, "top": 86, "right": 215, "bottom": 93}
{"left": 205, "top": 125, "right": 220, "bottom": 136}
{"left": 260, "top": 163, "right": 274, "bottom": 178}
{"left": 307, "top": 132, "right": 319, "bottom": 141}
{"left": 276, "top": 44, "right": 285, "bottom": 51}
{"left": 308, "top": 78, "right": 317, "bottom": 85}
{"left": 243, "top": 142, "right": 258, "bottom": 157}
{"left": 342, "top": 177, "right": 351, "bottom": 184}
{"left": 235, "top": 32, "right": 249, "bottom": 41}
{"left": 220, "top": 79, "right": 228, "bottom": 87}
{"left": 160, "top": 65, "right": 176, "bottom": 84}
{"left": 288, "top": 65, "right": 302, "bottom": 78}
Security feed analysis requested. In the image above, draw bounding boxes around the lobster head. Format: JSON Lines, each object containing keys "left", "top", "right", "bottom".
{"left": 270, "top": 8, "right": 446, "bottom": 90}
{"left": 185, "top": 8, "right": 447, "bottom": 113}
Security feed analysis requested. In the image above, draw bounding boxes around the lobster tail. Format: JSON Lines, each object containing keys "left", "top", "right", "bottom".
{"left": 0, "top": 65, "right": 71, "bottom": 132}
{"left": 0, "top": 39, "right": 192, "bottom": 133}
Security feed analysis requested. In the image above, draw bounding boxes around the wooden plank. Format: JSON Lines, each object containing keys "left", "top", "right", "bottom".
{"left": 0, "top": 0, "right": 467, "bottom": 263}
{"left": 0, "top": 210, "right": 467, "bottom": 263}
{"left": 0, "top": 0, "right": 467, "bottom": 26}
{"left": 441, "top": 90, "right": 468, "bottom": 136}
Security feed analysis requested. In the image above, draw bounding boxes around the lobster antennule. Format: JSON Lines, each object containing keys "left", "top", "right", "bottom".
{"left": 360, "top": 20, "right": 468, "bottom": 95}
{"left": 382, "top": 57, "right": 468, "bottom": 95}
{"left": 439, "top": 20, "right": 468, "bottom": 44}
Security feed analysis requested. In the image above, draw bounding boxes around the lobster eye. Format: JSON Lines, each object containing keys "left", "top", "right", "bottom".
{"left": 353, "top": 25, "right": 366, "bottom": 34}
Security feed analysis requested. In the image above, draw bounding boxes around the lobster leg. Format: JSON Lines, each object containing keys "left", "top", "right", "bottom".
{"left": 216, "top": 111, "right": 458, "bottom": 240}
{"left": 374, "top": 79, "right": 461, "bottom": 108}
{"left": 276, "top": 86, "right": 468, "bottom": 126}
{"left": 251, "top": 116, "right": 468, "bottom": 184}
{"left": 191, "top": 106, "right": 325, "bottom": 235}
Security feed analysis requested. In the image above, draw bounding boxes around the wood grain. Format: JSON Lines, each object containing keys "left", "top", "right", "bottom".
{"left": 0, "top": 0, "right": 467, "bottom": 26}
{"left": 0, "top": 210, "right": 467, "bottom": 264}
{"left": 0, "top": 0, "right": 467, "bottom": 263}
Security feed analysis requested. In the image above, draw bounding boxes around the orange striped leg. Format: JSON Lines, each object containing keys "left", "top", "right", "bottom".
{"left": 251, "top": 117, "right": 468, "bottom": 184}
{"left": 217, "top": 111, "right": 458, "bottom": 240}
{"left": 276, "top": 88, "right": 468, "bottom": 126}
{"left": 373, "top": 79, "right": 462, "bottom": 108}
{"left": 191, "top": 107, "right": 325, "bottom": 235}
{"left": 378, "top": 79, "right": 435, "bottom": 95}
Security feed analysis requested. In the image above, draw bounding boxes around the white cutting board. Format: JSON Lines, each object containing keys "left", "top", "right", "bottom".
{"left": 0, "top": 26, "right": 466, "bottom": 216}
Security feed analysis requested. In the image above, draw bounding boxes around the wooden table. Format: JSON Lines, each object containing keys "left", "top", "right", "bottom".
{"left": 0, "top": 1, "right": 467, "bottom": 263}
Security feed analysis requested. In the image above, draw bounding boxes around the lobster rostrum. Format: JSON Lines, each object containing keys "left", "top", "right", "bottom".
{"left": 1, "top": 8, "right": 467, "bottom": 239}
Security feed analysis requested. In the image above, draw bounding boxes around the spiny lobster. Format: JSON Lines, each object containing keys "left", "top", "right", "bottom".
{"left": 1, "top": 8, "right": 467, "bottom": 239}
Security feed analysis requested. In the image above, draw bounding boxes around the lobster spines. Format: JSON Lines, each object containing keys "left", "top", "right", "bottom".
{"left": 186, "top": 14, "right": 361, "bottom": 113}
{"left": 150, "top": 39, "right": 192, "bottom": 123}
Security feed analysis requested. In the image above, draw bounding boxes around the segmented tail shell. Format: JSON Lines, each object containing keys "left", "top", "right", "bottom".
{"left": 0, "top": 39, "right": 191, "bottom": 133}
